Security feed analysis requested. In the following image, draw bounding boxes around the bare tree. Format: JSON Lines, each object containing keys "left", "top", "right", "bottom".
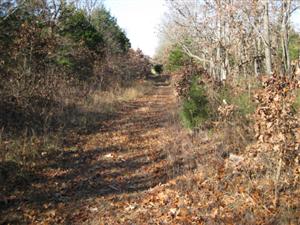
{"left": 263, "top": 0, "right": 272, "bottom": 75}
{"left": 160, "top": 0, "right": 300, "bottom": 80}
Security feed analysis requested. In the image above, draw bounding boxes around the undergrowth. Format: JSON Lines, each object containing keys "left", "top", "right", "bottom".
{"left": 0, "top": 81, "right": 152, "bottom": 181}
{"left": 178, "top": 74, "right": 256, "bottom": 130}
{"left": 170, "top": 71, "right": 300, "bottom": 223}
{"left": 179, "top": 76, "right": 212, "bottom": 129}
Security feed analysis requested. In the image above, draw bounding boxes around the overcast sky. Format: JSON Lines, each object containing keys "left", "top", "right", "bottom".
{"left": 104, "top": 0, "right": 300, "bottom": 57}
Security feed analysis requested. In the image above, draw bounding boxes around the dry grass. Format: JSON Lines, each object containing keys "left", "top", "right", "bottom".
{"left": 162, "top": 121, "right": 300, "bottom": 224}
{"left": 158, "top": 74, "right": 300, "bottom": 224}
{"left": 160, "top": 75, "right": 299, "bottom": 224}
{"left": 1, "top": 133, "right": 60, "bottom": 165}
{"left": 0, "top": 80, "right": 153, "bottom": 180}
{"left": 90, "top": 81, "right": 152, "bottom": 113}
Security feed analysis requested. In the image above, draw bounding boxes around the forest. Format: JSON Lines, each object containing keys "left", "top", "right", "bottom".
{"left": 1, "top": 0, "right": 300, "bottom": 224}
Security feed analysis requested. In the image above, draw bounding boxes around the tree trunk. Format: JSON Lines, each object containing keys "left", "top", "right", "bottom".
{"left": 254, "top": 38, "right": 259, "bottom": 77}
{"left": 281, "top": 0, "right": 291, "bottom": 75}
{"left": 263, "top": 0, "right": 272, "bottom": 75}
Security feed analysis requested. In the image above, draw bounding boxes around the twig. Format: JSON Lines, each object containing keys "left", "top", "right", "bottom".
{"left": 274, "top": 157, "right": 282, "bottom": 208}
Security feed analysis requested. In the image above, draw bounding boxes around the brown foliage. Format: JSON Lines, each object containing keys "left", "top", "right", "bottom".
{"left": 174, "top": 64, "right": 212, "bottom": 98}
{"left": 248, "top": 74, "right": 300, "bottom": 206}
{"left": 252, "top": 74, "right": 299, "bottom": 172}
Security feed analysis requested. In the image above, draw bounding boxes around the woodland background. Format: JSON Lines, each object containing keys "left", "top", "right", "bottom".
{"left": 0, "top": 0, "right": 151, "bottom": 166}
{"left": 1, "top": 0, "right": 300, "bottom": 224}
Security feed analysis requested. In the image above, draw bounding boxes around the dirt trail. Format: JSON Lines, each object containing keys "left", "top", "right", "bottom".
{"left": 1, "top": 81, "right": 181, "bottom": 224}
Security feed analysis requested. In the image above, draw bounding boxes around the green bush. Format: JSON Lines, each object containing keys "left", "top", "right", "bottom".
{"left": 179, "top": 79, "right": 255, "bottom": 129}
{"left": 166, "top": 45, "right": 189, "bottom": 72}
{"left": 56, "top": 56, "right": 73, "bottom": 68}
{"left": 292, "top": 89, "right": 300, "bottom": 113}
{"left": 179, "top": 76, "right": 212, "bottom": 128}
{"left": 59, "top": 7, "right": 104, "bottom": 51}
{"left": 91, "top": 7, "right": 130, "bottom": 54}
{"left": 289, "top": 32, "right": 300, "bottom": 61}
{"left": 231, "top": 92, "right": 255, "bottom": 116}
{"left": 217, "top": 86, "right": 255, "bottom": 116}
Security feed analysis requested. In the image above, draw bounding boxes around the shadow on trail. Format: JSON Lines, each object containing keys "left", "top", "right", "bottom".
{"left": 0, "top": 78, "right": 184, "bottom": 224}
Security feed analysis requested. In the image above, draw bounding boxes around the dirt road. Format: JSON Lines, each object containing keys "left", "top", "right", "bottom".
{"left": 1, "top": 81, "right": 182, "bottom": 224}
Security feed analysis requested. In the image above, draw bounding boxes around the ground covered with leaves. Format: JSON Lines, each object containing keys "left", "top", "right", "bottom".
{"left": 1, "top": 76, "right": 300, "bottom": 224}
{"left": 1, "top": 80, "right": 181, "bottom": 224}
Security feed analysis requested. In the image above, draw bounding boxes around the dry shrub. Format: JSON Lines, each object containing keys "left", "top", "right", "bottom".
{"left": 0, "top": 27, "right": 151, "bottom": 167}
{"left": 167, "top": 72, "right": 300, "bottom": 223}
{"left": 174, "top": 64, "right": 254, "bottom": 152}
{"left": 216, "top": 100, "right": 254, "bottom": 155}
{"left": 96, "top": 49, "right": 151, "bottom": 90}
{"left": 245, "top": 74, "right": 300, "bottom": 207}
{"left": 215, "top": 74, "right": 300, "bottom": 223}
{"left": 166, "top": 126, "right": 198, "bottom": 177}
{"left": 0, "top": 79, "right": 153, "bottom": 171}
{"left": 166, "top": 107, "right": 222, "bottom": 180}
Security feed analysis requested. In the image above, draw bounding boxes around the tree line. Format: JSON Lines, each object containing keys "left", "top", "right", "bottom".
{"left": 0, "top": 0, "right": 151, "bottom": 135}
{"left": 157, "top": 0, "right": 300, "bottom": 80}
{"left": 155, "top": 1, "right": 300, "bottom": 220}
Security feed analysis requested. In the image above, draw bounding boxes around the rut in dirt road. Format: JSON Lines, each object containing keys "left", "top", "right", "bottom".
{"left": 1, "top": 81, "right": 182, "bottom": 224}
{"left": 82, "top": 84, "right": 178, "bottom": 195}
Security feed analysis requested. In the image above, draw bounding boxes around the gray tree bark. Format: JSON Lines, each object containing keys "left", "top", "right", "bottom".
{"left": 263, "top": 0, "right": 272, "bottom": 75}
{"left": 281, "top": 0, "right": 291, "bottom": 75}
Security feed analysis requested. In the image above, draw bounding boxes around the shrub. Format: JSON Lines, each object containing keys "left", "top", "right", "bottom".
{"left": 91, "top": 7, "right": 131, "bottom": 54}
{"left": 0, "top": 1, "right": 151, "bottom": 168}
{"left": 59, "top": 7, "right": 104, "bottom": 52}
{"left": 232, "top": 92, "right": 255, "bottom": 116}
{"left": 217, "top": 85, "right": 255, "bottom": 117}
{"left": 179, "top": 76, "right": 212, "bottom": 128}
{"left": 292, "top": 88, "right": 300, "bottom": 113}
{"left": 166, "top": 45, "right": 189, "bottom": 72}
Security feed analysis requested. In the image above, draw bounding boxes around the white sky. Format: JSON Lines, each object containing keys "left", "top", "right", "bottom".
{"left": 291, "top": 10, "right": 300, "bottom": 32}
{"left": 104, "top": 0, "right": 300, "bottom": 57}
{"left": 104, "top": 0, "right": 167, "bottom": 57}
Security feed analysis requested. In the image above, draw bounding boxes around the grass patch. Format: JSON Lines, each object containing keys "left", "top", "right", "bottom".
{"left": 218, "top": 85, "right": 255, "bottom": 116}
{"left": 1, "top": 134, "right": 60, "bottom": 165}
{"left": 232, "top": 92, "right": 255, "bottom": 115}
{"left": 91, "top": 81, "right": 152, "bottom": 113}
